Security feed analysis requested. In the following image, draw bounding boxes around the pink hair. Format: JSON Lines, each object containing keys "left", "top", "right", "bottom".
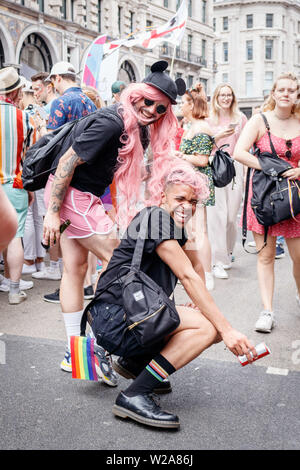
{"left": 147, "top": 158, "right": 210, "bottom": 206}
{"left": 115, "top": 83, "right": 178, "bottom": 227}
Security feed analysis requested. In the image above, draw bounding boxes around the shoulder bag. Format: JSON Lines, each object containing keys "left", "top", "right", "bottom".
{"left": 210, "top": 140, "right": 236, "bottom": 188}
{"left": 80, "top": 207, "right": 180, "bottom": 350}
{"left": 242, "top": 113, "right": 300, "bottom": 252}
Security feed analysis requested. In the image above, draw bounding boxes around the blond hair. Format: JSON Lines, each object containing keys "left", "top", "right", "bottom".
{"left": 262, "top": 72, "right": 300, "bottom": 115}
{"left": 81, "top": 85, "right": 104, "bottom": 109}
{"left": 210, "top": 83, "right": 240, "bottom": 124}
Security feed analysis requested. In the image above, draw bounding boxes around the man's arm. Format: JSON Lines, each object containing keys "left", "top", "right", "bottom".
{"left": 156, "top": 239, "right": 256, "bottom": 361}
{"left": 43, "top": 147, "right": 84, "bottom": 246}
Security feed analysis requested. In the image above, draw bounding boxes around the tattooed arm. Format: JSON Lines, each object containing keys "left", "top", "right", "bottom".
{"left": 43, "top": 147, "right": 85, "bottom": 247}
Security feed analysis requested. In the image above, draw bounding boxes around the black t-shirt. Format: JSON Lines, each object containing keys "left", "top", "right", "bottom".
{"left": 96, "top": 206, "right": 188, "bottom": 305}
{"left": 51, "top": 104, "right": 124, "bottom": 197}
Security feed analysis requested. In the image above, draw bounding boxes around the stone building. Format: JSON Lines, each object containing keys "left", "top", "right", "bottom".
{"left": 213, "top": 0, "right": 300, "bottom": 117}
{"left": 0, "top": 0, "right": 215, "bottom": 95}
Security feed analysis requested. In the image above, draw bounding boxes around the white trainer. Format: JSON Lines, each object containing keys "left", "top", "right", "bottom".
{"left": 205, "top": 272, "right": 214, "bottom": 291}
{"left": 9, "top": 291, "right": 27, "bottom": 305}
{"left": 0, "top": 276, "right": 33, "bottom": 291}
{"left": 255, "top": 310, "right": 275, "bottom": 333}
{"left": 32, "top": 267, "right": 61, "bottom": 280}
{"left": 213, "top": 263, "right": 229, "bottom": 279}
{"left": 22, "top": 263, "right": 37, "bottom": 274}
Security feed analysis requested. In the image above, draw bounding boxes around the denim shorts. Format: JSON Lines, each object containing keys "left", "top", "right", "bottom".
{"left": 90, "top": 301, "right": 164, "bottom": 358}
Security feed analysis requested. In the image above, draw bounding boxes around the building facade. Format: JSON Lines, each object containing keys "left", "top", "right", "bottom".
{"left": 0, "top": 0, "right": 215, "bottom": 97}
{"left": 213, "top": 0, "right": 300, "bottom": 117}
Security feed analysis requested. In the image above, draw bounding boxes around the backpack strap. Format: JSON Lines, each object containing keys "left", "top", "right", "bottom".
{"left": 242, "top": 166, "right": 268, "bottom": 254}
{"left": 260, "top": 112, "right": 278, "bottom": 158}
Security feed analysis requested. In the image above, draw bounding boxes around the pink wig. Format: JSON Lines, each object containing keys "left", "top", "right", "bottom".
{"left": 115, "top": 82, "right": 178, "bottom": 227}
{"left": 147, "top": 158, "right": 210, "bottom": 206}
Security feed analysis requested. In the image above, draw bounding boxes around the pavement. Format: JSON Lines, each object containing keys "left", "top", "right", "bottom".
{"left": 0, "top": 237, "right": 300, "bottom": 451}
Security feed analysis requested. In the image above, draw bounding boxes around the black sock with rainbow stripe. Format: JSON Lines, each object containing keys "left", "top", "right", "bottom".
{"left": 123, "top": 354, "right": 176, "bottom": 397}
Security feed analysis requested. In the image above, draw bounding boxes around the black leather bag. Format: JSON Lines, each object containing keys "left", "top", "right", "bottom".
{"left": 80, "top": 208, "right": 180, "bottom": 350}
{"left": 210, "top": 143, "right": 236, "bottom": 188}
{"left": 242, "top": 113, "right": 300, "bottom": 252}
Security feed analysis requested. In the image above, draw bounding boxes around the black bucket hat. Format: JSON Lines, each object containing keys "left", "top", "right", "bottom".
{"left": 142, "top": 60, "right": 186, "bottom": 104}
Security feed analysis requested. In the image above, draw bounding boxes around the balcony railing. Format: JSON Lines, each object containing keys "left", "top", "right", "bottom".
{"left": 159, "top": 45, "right": 207, "bottom": 67}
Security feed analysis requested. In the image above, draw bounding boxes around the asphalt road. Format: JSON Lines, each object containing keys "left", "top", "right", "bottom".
{"left": 0, "top": 236, "right": 300, "bottom": 451}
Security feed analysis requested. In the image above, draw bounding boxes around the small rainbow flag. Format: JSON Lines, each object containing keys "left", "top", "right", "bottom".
{"left": 70, "top": 336, "right": 98, "bottom": 381}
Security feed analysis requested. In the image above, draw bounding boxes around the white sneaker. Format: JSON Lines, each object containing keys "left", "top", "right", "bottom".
{"left": 0, "top": 274, "right": 8, "bottom": 292}
{"left": 248, "top": 241, "right": 256, "bottom": 248}
{"left": 32, "top": 267, "right": 61, "bottom": 280}
{"left": 9, "top": 291, "right": 27, "bottom": 305}
{"left": 22, "top": 263, "right": 37, "bottom": 274}
{"left": 0, "top": 277, "right": 33, "bottom": 291}
{"left": 205, "top": 272, "right": 214, "bottom": 291}
{"left": 255, "top": 310, "right": 275, "bottom": 333}
{"left": 296, "top": 293, "right": 300, "bottom": 316}
{"left": 213, "top": 263, "right": 229, "bottom": 279}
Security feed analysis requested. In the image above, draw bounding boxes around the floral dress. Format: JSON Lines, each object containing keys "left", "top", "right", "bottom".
{"left": 180, "top": 133, "right": 215, "bottom": 206}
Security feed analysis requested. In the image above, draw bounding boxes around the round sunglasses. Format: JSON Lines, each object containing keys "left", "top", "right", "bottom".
{"left": 285, "top": 139, "right": 292, "bottom": 159}
{"left": 144, "top": 98, "right": 167, "bottom": 115}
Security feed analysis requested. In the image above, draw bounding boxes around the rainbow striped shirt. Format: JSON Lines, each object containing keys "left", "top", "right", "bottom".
{"left": 0, "top": 100, "right": 37, "bottom": 185}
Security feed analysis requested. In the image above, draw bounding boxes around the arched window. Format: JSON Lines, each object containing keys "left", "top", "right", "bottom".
{"left": 118, "top": 60, "right": 136, "bottom": 83}
{"left": 19, "top": 33, "right": 52, "bottom": 78}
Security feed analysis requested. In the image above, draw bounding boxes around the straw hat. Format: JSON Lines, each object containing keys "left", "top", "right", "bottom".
{"left": 0, "top": 67, "right": 27, "bottom": 94}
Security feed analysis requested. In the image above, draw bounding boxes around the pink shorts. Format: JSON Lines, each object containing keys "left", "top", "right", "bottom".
{"left": 44, "top": 174, "right": 115, "bottom": 238}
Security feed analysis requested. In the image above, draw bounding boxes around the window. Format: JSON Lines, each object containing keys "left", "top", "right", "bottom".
{"left": 298, "top": 45, "right": 300, "bottom": 64}
{"left": 213, "top": 18, "right": 216, "bottom": 32}
{"left": 298, "top": 21, "right": 300, "bottom": 33}
{"left": 202, "top": 39, "right": 206, "bottom": 60}
{"left": 223, "top": 17, "right": 228, "bottom": 31}
{"left": 265, "top": 39, "right": 273, "bottom": 60}
{"left": 163, "top": 0, "right": 168, "bottom": 7}
{"left": 282, "top": 15, "right": 285, "bottom": 29}
{"left": 246, "top": 40, "right": 253, "bottom": 60}
{"left": 202, "top": 1, "right": 207, "bottom": 23}
{"left": 246, "top": 14, "right": 253, "bottom": 29}
{"left": 199, "top": 78, "right": 208, "bottom": 93}
{"left": 176, "top": 0, "right": 181, "bottom": 9}
{"left": 188, "top": 34, "right": 193, "bottom": 59}
{"left": 38, "top": 0, "right": 44, "bottom": 12}
{"left": 176, "top": 72, "right": 183, "bottom": 80}
{"left": 61, "top": 0, "right": 67, "bottom": 19}
{"left": 118, "top": 6, "right": 122, "bottom": 35}
{"left": 222, "top": 73, "right": 228, "bottom": 83}
{"left": 97, "top": 0, "right": 102, "bottom": 32}
{"left": 264, "top": 71, "right": 273, "bottom": 92}
{"left": 245, "top": 71, "right": 253, "bottom": 97}
{"left": 146, "top": 20, "right": 152, "bottom": 29}
{"left": 130, "top": 11, "right": 135, "bottom": 33}
{"left": 187, "top": 75, "right": 193, "bottom": 89}
{"left": 145, "top": 65, "right": 151, "bottom": 76}
{"left": 266, "top": 13, "right": 273, "bottom": 28}
{"left": 188, "top": 0, "right": 192, "bottom": 17}
{"left": 282, "top": 41, "right": 285, "bottom": 62}
{"left": 223, "top": 42, "right": 228, "bottom": 62}
{"left": 71, "top": 0, "right": 75, "bottom": 22}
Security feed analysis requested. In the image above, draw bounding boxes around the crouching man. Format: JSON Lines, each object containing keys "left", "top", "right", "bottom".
{"left": 87, "top": 159, "right": 256, "bottom": 430}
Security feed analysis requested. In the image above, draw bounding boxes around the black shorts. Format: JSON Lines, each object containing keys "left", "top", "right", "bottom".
{"left": 90, "top": 301, "right": 164, "bottom": 358}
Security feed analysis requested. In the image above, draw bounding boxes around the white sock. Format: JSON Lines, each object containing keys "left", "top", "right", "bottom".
{"left": 58, "top": 258, "right": 64, "bottom": 274}
{"left": 50, "top": 260, "right": 59, "bottom": 271}
{"left": 36, "top": 261, "right": 45, "bottom": 271}
{"left": 63, "top": 311, "right": 83, "bottom": 349}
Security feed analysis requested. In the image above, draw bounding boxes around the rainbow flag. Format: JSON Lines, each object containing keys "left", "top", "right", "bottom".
{"left": 70, "top": 336, "right": 98, "bottom": 381}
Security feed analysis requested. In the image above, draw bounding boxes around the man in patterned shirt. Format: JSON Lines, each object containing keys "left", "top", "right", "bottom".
{"left": 0, "top": 67, "right": 37, "bottom": 304}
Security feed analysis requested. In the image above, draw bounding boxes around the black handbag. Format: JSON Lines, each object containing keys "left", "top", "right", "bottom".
{"left": 80, "top": 207, "right": 180, "bottom": 350}
{"left": 210, "top": 142, "right": 236, "bottom": 188}
{"left": 242, "top": 113, "right": 300, "bottom": 252}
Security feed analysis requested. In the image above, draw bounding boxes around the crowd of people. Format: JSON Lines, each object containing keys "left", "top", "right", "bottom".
{"left": 1, "top": 59, "right": 300, "bottom": 430}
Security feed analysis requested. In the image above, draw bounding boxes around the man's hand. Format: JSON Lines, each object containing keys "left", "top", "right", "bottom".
{"left": 221, "top": 327, "right": 257, "bottom": 362}
{"left": 43, "top": 211, "right": 61, "bottom": 248}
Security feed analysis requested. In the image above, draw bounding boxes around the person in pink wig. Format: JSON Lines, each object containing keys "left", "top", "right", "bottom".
{"left": 86, "top": 158, "right": 256, "bottom": 429}
{"left": 42, "top": 61, "right": 186, "bottom": 377}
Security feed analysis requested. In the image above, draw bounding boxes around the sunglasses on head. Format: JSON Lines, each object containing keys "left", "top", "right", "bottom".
{"left": 285, "top": 139, "right": 292, "bottom": 159}
{"left": 144, "top": 98, "right": 167, "bottom": 115}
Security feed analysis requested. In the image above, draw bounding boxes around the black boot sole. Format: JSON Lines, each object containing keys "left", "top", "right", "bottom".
{"left": 112, "top": 405, "right": 180, "bottom": 429}
{"left": 112, "top": 360, "right": 172, "bottom": 394}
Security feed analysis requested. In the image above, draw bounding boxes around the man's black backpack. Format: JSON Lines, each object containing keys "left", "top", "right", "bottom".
{"left": 22, "top": 106, "right": 123, "bottom": 191}
{"left": 242, "top": 113, "right": 300, "bottom": 252}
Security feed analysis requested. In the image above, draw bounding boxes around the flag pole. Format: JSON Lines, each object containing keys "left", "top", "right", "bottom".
{"left": 170, "top": 45, "right": 176, "bottom": 80}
